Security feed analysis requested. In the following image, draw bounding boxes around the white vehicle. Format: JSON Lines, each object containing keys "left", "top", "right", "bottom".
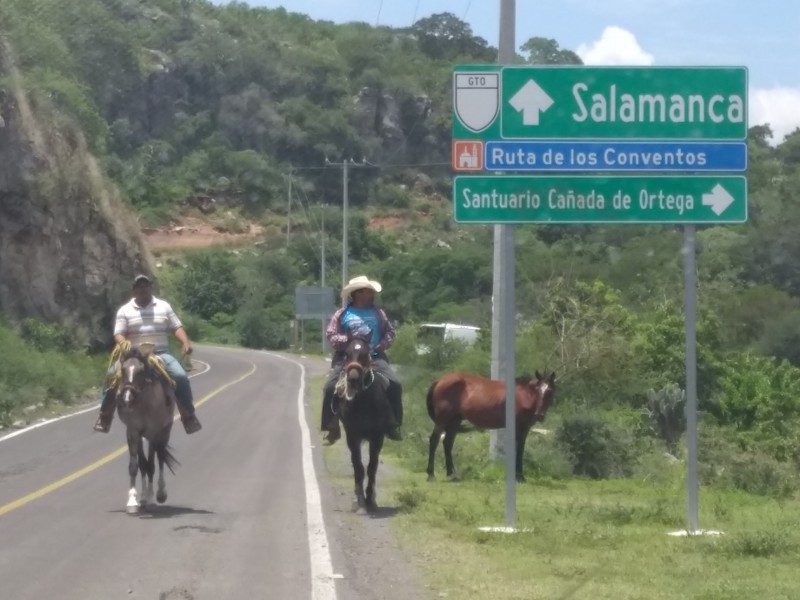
{"left": 415, "top": 322, "right": 481, "bottom": 355}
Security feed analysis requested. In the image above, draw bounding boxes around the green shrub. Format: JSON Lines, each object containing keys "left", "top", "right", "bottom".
{"left": 20, "top": 318, "right": 75, "bottom": 352}
{"left": 0, "top": 322, "right": 104, "bottom": 415}
{"left": 236, "top": 306, "right": 290, "bottom": 349}
{"left": 177, "top": 250, "right": 244, "bottom": 320}
{"left": 643, "top": 383, "right": 686, "bottom": 454}
{"left": 0, "top": 384, "right": 14, "bottom": 427}
{"left": 725, "top": 528, "right": 794, "bottom": 558}
{"left": 728, "top": 454, "right": 797, "bottom": 498}
{"left": 179, "top": 313, "right": 205, "bottom": 342}
{"left": 556, "top": 415, "right": 634, "bottom": 479}
{"left": 698, "top": 424, "right": 799, "bottom": 497}
{"left": 210, "top": 312, "right": 235, "bottom": 327}
{"left": 372, "top": 183, "right": 412, "bottom": 209}
{"left": 522, "top": 429, "right": 574, "bottom": 480}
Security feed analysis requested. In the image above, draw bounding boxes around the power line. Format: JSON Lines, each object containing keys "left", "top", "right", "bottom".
{"left": 290, "top": 160, "right": 449, "bottom": 171}
{"left": 463, "top": 0, "right": 473, "bottom": 19}
{"left": 372, "top": 161, "right": 449, "bottom": 169}
{"left": 375, "top": 0, "right": 384, "bottom": 26}
{"left": 411, "top": 0, "right": 421, "bottom": 25}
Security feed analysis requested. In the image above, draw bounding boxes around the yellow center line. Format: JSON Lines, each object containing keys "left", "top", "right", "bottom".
{"left": 0, "top": 362, "right": 257, "bottom": 518}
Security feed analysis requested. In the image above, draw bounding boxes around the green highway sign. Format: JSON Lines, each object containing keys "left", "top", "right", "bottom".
{"left": 453, "top": 175, "right": 747, "bottom": 224}
{"left": 453, "top": 66, "right": 748, "bottom": 141}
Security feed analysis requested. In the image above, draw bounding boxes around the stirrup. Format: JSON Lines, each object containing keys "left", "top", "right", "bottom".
{"left": 324, "top": 421, "right": 341, "bottom": 444}
{"left": 386, "top": 426, "right": 403, "bottom": 441}
{"left": 182, "top": 414, "right": 202, "bottom": 434}
{"left": 93, "top": 414, "right": 112, "bottom": 433}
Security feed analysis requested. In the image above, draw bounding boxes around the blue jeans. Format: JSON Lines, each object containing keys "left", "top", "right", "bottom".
{"left": 100, "top": 352, "right": 194, "bottom": 413}
{"left": 157, "top": 352, "right": 195, "bottom": 413}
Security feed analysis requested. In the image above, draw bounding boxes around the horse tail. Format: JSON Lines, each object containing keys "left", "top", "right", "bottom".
{"left": 426, "top": 380, "right": 437, "bottom": 421}
{"left": 158, "top": 443, "right": 181, "bottom": 474}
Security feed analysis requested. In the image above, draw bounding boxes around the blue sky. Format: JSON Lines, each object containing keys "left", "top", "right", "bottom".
{"left": 213, "top": 0, "right": 800, "bottom": 143}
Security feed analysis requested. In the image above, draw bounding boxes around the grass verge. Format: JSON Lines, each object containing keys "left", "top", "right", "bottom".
{"left": 309, "top": 375, "right": 800, "bottom": 600}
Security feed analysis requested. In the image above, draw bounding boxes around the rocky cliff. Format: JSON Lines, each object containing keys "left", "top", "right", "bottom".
{"left": 0, "top": 42, "right": 153, "bottom": 350}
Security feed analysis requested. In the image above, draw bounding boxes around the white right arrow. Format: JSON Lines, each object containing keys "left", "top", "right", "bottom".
{"left": 508, "top": 79, "right": 554, "bottom": 126}
{"left": 702, "top": 183, "right": 735, "bottom": 216}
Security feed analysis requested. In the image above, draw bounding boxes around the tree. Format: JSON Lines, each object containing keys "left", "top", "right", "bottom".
{"left": 177, "top": 251, "right": 244, "bottom": 319}
{"left": 411, "top": 13, "right": 495, "bottom": 62}
{"left": 520, "top": 37, "right": 582, "bottom": 65}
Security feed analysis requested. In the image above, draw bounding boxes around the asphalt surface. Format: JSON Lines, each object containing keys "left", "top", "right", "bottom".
{"left": 0, "top": 345, "right": 427, "bottom": 600}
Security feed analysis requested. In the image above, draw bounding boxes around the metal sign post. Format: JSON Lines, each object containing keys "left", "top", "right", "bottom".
{"left": 454, "top": 3, "right": 747, "bottom": 538}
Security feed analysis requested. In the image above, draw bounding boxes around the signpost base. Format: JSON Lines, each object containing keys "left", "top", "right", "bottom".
{"left": 667, "top": 529, "right": 724, "bottom": 537}
{"left": 478, "top": 526, "right": 532, "bottom": 534}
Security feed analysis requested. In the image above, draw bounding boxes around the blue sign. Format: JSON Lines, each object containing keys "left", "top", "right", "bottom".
{"left": 483, "top": 141, "right": 747, "bottom": 172}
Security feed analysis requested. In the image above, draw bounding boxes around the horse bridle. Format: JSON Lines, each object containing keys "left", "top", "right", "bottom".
{"left": 341, "top": 340, "right": 376, "bottom": 400}
{"left": 119, "top": 357, "right": 148, "bottom": 405}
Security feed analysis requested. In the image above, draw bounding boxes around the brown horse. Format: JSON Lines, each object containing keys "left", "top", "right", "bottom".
{"left": 426, "top": 370, "right": 556, "bottom": 482}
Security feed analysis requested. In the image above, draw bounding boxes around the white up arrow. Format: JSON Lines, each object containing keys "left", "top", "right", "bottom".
{"left": 702, "top": 183, "right": 735, "bottom": 216}
{"left": 508, "top": 79, "right": 554, "bottom": 126}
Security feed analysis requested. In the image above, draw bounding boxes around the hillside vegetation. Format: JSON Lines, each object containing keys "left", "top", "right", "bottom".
{"left": 4, "top": 0, "right": 800, "bottom": 503}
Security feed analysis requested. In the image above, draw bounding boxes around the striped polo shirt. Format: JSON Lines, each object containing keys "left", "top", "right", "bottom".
{"left": 114, "top": 296, "right": 182, "bottom": 352}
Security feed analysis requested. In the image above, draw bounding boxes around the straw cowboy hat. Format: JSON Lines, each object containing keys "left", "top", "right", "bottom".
{"left": 341, "top": 275, "right": 382, "bottom": 300}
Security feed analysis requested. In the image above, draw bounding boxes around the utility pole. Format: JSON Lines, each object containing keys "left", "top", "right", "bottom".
{"left": 321, "top": 205, "right": 327, "bottom": 289}
{"left": 286, "top": 167, "right": 293, "bottom": 248}
{"left": 324, "top": 157, "right": 369, "bottom": 303}
{"left": 488, "top": 0, "right": 517, "bottom": 530}
{"left": 321, "top": 205, "right": 328, "bottom": 355}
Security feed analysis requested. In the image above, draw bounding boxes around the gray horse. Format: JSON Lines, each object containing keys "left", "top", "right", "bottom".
{"left": 116, "top": 343, "right": 179, "bottom": 514}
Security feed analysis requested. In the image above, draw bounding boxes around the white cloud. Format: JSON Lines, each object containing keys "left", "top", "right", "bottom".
{"left": 576, "top": 26, "right": 654, "bottom": 66}
{"left": 750, "top": 87, "right": 800, "bottom": 144}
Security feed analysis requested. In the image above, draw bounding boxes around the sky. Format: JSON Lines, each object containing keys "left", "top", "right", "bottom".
{"left": 213, "top": 0, "right": 800, "bottom": 144}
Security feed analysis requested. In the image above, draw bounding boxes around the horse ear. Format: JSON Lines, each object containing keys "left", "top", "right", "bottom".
{"left": 535, "top": 370, "right": 543, "bottom": 380}
{"left": 549, "top": 372, "right": 556, "bottom": 384}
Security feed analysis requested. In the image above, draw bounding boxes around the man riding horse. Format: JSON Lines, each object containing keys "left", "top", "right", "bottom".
{"left": 320, "top": 275, "right": 403, "bottom": 444}
{"left": 93, "top": 274, "right": 202, "bottom": 435}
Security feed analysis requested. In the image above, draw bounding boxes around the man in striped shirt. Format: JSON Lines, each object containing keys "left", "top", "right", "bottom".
{"left": 93, "top": 274, "right": 202, "bottom": 434}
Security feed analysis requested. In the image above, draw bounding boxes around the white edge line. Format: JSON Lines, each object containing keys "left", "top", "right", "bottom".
{"left": 0, "top": 359, "right": 212, "bottom": 443}
{"left": 266, "top": 351, "right": 338, "bottom": 600}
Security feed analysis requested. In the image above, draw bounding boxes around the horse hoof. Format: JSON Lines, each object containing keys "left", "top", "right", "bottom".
{"left": 355, "top": 506, "right": 369, "bottom": 516}
{"left": 447, "top": 474, "right": 460, "bottom": 482}
{"left": 516, "top": 475, "right": 526, "bottom": 483}
{"left": 366, "top": 502, "right": 378, "bottom": 514}
{"left": 427, "top": 474, "right": 435, "bottom": 482}
{"left": 157, "top": 491, "right": 167, "bottom": 504}
{"left": 126, "top": 505, "right": 139, "bottom": 515}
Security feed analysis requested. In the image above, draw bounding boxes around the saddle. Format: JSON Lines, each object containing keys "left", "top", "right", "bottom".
{"left": 106, "top": 344, "right": 176, "bottom": 405}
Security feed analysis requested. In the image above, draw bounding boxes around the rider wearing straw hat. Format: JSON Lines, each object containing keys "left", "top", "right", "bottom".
{"left": 320, "top": 275, "right": 403, "bottom": 444}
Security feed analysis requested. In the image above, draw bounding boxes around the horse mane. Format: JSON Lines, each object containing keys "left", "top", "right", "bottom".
{"left": 515, "top": 375, "right": 533, "bottom": 385}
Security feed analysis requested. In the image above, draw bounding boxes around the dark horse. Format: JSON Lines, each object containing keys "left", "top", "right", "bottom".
{"left": 335, "top": 336, "right": 395, "bottom": 514}
{"left": 426, "top": 370, "right": 556, "bottom": 482}
{"left": 115, "top": 343, "right": 179, "bottom": 514}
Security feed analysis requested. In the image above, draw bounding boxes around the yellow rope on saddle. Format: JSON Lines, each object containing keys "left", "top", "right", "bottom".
{"left": 334, "top": 371, "right": 348, "bottom": 399}
{"left": 148, "top": 354, "right": 176, "bottom": 388}
{"left": 105, "top": 343, "right": 176, "bottom": 389}
{"left": 106, "top": 344, "right": 123, "bottom": 390}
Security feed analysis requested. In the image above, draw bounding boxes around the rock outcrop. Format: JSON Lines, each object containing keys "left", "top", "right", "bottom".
{"left": 0, "top": 42, "right": 153, "bottom": 350}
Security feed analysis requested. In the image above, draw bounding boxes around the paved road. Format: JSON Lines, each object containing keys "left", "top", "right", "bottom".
{"left": 0, "top": 345, "right": 426, "bottom": 600}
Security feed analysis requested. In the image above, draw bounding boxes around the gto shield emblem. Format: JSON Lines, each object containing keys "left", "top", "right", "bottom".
{"left": 454, "top": 72, "right": 499, "bottom": 133}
